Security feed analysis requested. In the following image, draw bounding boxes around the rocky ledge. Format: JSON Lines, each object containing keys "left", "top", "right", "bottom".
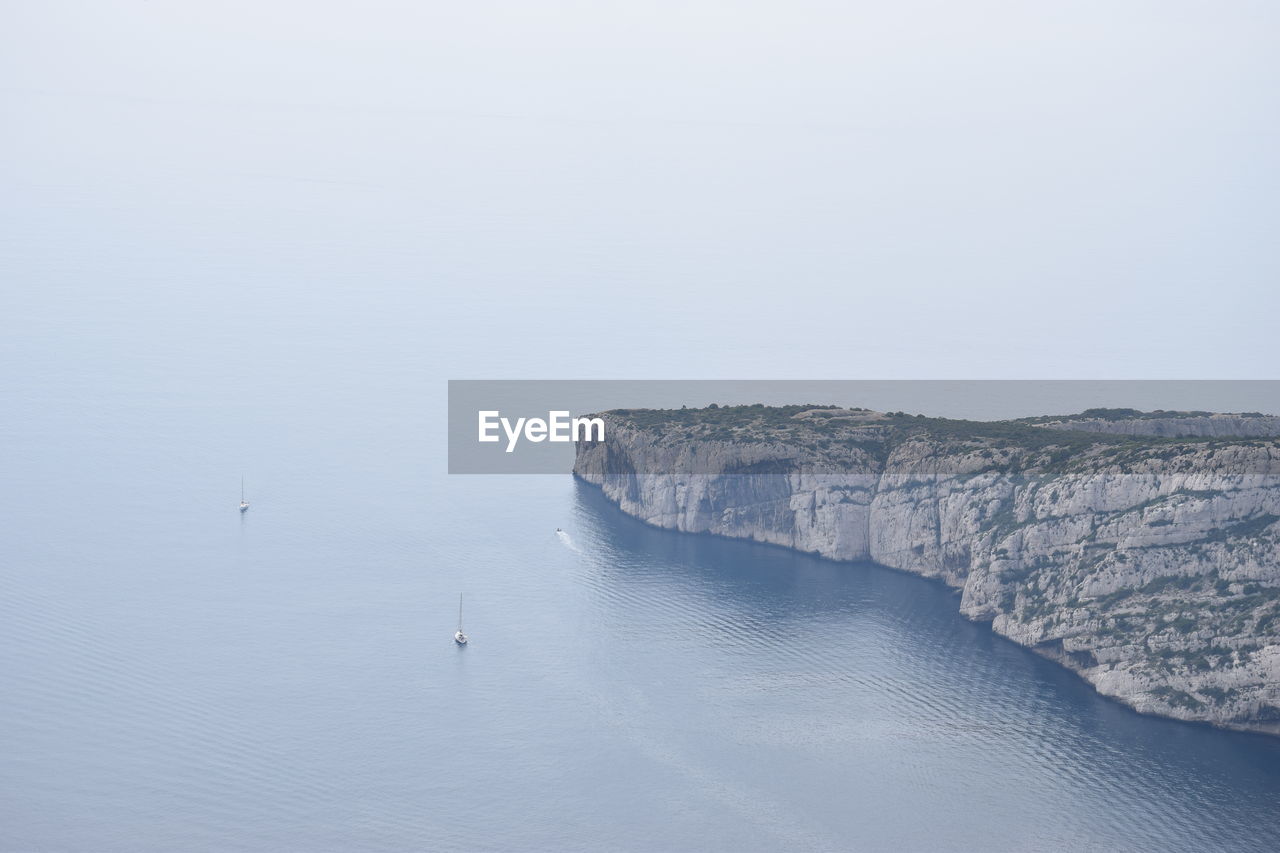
{"left": 574, "top": 405, "right": 1280, "bottom": 734}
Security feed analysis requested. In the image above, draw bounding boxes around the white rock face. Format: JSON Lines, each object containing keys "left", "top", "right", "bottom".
{"left": 1034, "top": 413, "right": 1280, "bottom": 439}
{"left": 575, "top": 415, "right": 1280, "bottom": 734}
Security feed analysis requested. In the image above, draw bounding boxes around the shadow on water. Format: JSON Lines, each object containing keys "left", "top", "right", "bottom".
{"left": 569, "top": 478, "right": 1280, "bottom": 851}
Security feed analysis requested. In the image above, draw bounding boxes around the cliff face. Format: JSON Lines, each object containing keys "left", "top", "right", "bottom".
{"left": 1027, "top": 410, "right": 1280, "bottom": 439}
{"left": 574, "top": 407, "right": 1280, "bottom": 734}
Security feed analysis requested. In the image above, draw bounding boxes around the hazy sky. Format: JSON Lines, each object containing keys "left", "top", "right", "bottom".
{"left": 3, "top": 1, "right": 1277, "bottom": 380}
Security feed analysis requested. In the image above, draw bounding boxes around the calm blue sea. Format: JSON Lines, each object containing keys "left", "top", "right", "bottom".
{"left": 4, "top": 328, "right": 1280, "bottom": 850}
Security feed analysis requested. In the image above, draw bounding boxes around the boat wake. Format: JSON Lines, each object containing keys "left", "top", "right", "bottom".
{"left": 556, "top": 529, "right": 581, "bottom": 552}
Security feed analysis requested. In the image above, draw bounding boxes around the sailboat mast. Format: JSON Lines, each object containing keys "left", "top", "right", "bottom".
{"left": 452, "top": 592, "right": 469, "bottom": 644}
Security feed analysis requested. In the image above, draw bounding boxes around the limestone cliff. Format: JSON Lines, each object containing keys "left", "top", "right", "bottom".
{"left": 574, "top": 406, "right": 1280, "bottom": 734}
{"left": 1023, "top": 408, "right": 1280, "bottom": 439}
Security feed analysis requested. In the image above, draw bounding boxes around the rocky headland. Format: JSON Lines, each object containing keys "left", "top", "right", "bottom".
{"left": 573, "top": 405, "right": 1280, "bottom": 734}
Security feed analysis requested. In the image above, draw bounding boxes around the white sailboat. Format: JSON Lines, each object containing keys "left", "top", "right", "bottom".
{"left": 239, "top": 476, "right": 250, "bottom": 513}
{"left": 454, "top": 594, "right": 468, "bottom": 645}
